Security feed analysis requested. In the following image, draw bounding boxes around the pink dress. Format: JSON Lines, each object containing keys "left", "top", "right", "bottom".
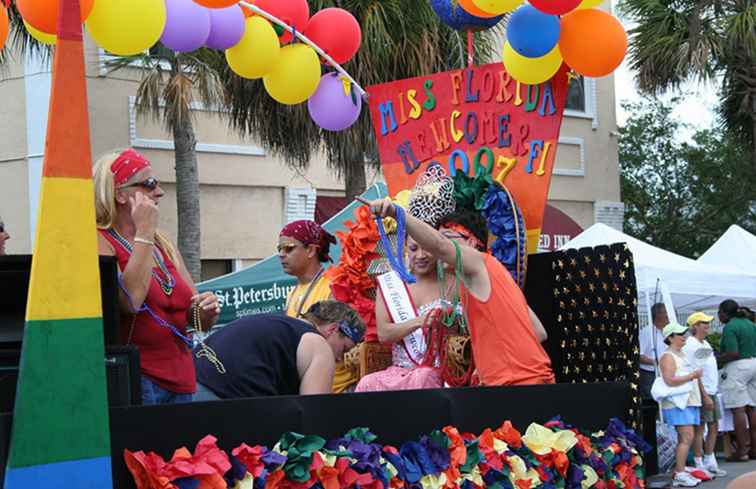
{"left": 355, "top": 301, "right": 447, "bottom": 392}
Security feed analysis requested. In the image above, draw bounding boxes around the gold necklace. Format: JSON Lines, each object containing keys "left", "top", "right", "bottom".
{"left": 193, "top": 302, "right": 226, "bottom": 374}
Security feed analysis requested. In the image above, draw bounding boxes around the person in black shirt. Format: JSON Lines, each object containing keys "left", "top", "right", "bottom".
{"left": 193, "top": 300, "right": 364, "bottom": 400}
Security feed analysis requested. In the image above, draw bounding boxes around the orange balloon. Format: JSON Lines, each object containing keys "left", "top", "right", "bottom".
{"left": 458, "top": 0, "right": 500, "bottom": 18}
{"left": 559, "top": 9, "right": 627, "bottom": 77}
{"left": 192, "top": 0, "right": 239, "bottom": 7}
{"left": 0, "top": 7, "right": 8, "bottom": 52}
{"left": 16, "top": 0, "right": 95, "bottom": 35}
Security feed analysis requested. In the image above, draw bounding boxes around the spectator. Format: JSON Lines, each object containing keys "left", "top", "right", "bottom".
{"left": 639, "top": 303, "right": 669, "bottom": 400}
{"left": 0, "top": 216, "right": 9, "bottom": 255}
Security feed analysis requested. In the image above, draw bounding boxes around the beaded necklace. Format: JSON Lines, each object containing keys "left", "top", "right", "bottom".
{"left": 108, "top": 228, "right": 176, "bottom": 295}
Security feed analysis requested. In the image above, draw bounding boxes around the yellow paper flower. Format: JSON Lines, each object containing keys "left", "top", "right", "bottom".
{"left": 522, "top": 423, "right": 578, "bottom": 455}
{"left": 232, "top": 473, "right": 255, "bottom": 489}
{"left": 581, "top": 465, "right": 599, "bottom": 489}
{"left": 508, "top": 454, "right": 528, "bottom": 480}
{"left": 525, "top": 468, "right": 542, "bottom": 487}
{"left": 321, "top": 453, "right": 337, "bottom": 467}
{"left": 420, "top": 473, "right": 448, "bottom": 489}
{"left": 493, "top": 438, "right": 509, "bottom": 454}
{"left": 461, "top": 467, "right": 483, "bottom": 486}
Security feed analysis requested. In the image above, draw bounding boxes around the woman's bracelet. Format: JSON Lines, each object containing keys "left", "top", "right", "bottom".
{"left": 134, "top": 236, "right": 155, "bottom": 246}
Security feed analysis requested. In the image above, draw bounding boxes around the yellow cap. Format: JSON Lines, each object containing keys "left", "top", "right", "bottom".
{"left": 686, "top": 312, "right": 714, "bottom": 327}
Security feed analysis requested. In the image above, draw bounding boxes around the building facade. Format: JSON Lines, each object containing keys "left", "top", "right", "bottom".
{"left": 0, "top": 32, "right": 622, "bottom": 280}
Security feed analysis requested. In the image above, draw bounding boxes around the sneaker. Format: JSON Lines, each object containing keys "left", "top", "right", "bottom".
{"left": 703, "top": 463, "right": 727, "bottom": 477}
{"left": 673, "top": 471, "right": 701, "bottom": 487}
{"left": 687, "top": 467, "right": 712, "bottom": 481}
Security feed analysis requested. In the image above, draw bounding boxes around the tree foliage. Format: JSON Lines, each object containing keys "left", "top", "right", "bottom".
{"left": 619, "top": 96, "right": 756, "bottom": 257}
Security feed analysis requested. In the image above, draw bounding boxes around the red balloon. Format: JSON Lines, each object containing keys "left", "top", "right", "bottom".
{"left": 304, "top": 8, "right": 361, "bottom": 65}
{"left": 192, "top": 0, "right": 238, "bottom": 7}
{"left": 253, "top": 0, "right": 309, "bottom": 44}
{"left": 529, "top": 0, "right": 581, "bottom": 15}
{"left": 16, "top": 0, "right": 95, "bottom": 34}
{"left": 0, "top": 7, "right": 8, "bottom": 52}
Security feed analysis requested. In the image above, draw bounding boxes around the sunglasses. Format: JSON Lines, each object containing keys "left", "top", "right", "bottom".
{"left": 120, "top": 177, "right": 160, "bottom": 191}
{"left": 277, "top": 243, "right": 302, "bottom": 254}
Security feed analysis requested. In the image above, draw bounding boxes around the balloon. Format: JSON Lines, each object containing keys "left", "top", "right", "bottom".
{"left": 161, "top": 0, "right": 210, "bottom": 52}
{"left": 0, "top": 7, "right": 8, "bottom": 51}
{"left": 24, "top": 20, "right": 56, "bottom": 45}
{"left": 191, "top": 0, "right": 238, "bottom": 7}
{"left": 87, "top": 0, "right": 166, "bottom": 56}
{"left": 16, "top": 0, "right": 95, "bottom": 35}
{"left": 502, "top": 41, "right": 562, "bottom": 85}
{"left": 577, "top": 0, "right": 603, "bottom": 8}
{"left": 506, "top": 5, "right": 560, "bottom": 58}
{"left": 253, "top": 0, "right": 309, "bottom": 44}
{"left": 263, "top": 44, "right": 321, "bottom": 105}
{"left": 559, "top": 9, "right": 627, "bottom": 77}
{"left": 472, "top": 0, "right": 524, "bottom": 15}
{"left": 225, "top": 16, "right": 280, "bottom": 79}
{"left": 308, "top": 73, "right": 362, "bottom": 131}
{"left": 430, "top": 0, "right": 504, "bottom": 31}
{"left": 206, "top": 5, "right": 245, "bottom": 50}
{"left": 457, "top": 0, "right": 499, "bottom": 17}
{"left": 304, "top": 8, "right": 361, "bottom": 65}
{"left": 529, "top": 0, "right": 581, "bottom": 15}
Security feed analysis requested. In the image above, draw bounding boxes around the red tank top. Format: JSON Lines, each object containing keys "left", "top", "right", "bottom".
{"left": 100, "top": 229, "right": 196, "bottom": 393}
{"left": 462, "top": 253, "right": 554, "bottom": 386}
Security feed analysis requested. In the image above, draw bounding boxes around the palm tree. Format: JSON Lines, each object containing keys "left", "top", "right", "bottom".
{"left": 217, "top": 0, "right": 501, "bottom": 201}
{"left": 619, "top": 0, "right": 756, "bottom": 168}
{"left": 104, "top": 46, "right": 226, "bottom": 281}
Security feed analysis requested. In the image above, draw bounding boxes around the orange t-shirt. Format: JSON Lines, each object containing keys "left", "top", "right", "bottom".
{"left": 462, "top": 253, "right": 555, "bottom": 386}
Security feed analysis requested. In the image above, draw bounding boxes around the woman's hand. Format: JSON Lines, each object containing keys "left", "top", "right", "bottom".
{"left": 130, "top": 192, "right": 159, "bottom": 239}
{"left": 702, "top": 394, "right": 714, "bottom": 410}
{"left": 192, "top": 291, "right": 221, "bottom": 329}
{"left": 689, "top": 368, "right": 703, "bottom": 380}
{"left": 357, "top": 197, "right": 396, "bottom": 219}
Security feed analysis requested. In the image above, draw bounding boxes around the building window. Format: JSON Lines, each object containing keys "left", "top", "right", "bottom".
{"left": 201, "top": 260, "right": 233, "bottom": 282}
{"left": 566, "top": 76, "right": 586, "bottom": 113}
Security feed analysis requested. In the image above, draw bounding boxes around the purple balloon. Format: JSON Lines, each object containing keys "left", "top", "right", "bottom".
{"left": 161, "top": 0, "right": 211, "bottom": 52}
{"left": 206, "top": 5, "right": 245, "bottom": 50}
{"left": 308, "top": 73, "right": 363, "bottom": 132}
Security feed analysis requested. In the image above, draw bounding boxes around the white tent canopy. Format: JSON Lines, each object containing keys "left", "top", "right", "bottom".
{"left": 698, "top": 225, "right": 756, "bottom": 275}
{"left": 560, "top": 223, "right": 756, "bottom": 312}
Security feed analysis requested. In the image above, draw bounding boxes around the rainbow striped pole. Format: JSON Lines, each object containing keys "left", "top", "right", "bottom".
{"left": 4, "top": 0, "right": 112, "bottom": 486}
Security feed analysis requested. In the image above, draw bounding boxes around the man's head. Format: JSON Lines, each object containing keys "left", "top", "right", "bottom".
{"left": 651, "top": 303, "right": 668, "bottom": 329}
{"left": 437, "top": 210, "right": 488, "bottom": 253}
{"left": 718, "top": 299, "right": 740, "bottom": 324}
{"left": 0, "top": 216, "right": 8, "bottom": 256}
{"left": 278, "top": 220, "right": 336, "bottom": 277}
{"left": 303, "top": 300, "right": 365, "bottom": 362}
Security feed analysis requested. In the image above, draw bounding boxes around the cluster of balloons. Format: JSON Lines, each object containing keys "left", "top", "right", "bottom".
{"left": 6, "top": 0, "right": 365, "bottom": 131}
{"left": 502, "top": 2, "right": 627, "bottom": 84}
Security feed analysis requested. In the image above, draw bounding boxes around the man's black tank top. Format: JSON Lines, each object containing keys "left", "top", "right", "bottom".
{"left": 195, "top": 314, "right": 317, "bottom": 398}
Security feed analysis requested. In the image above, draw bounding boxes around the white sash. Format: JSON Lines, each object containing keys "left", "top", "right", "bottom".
{"left": 377, "top": 270, "right": 426, "bottom": 364}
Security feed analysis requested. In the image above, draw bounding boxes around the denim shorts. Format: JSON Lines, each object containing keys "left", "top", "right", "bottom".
{"left": 140, "top": 375, "right": 193, "bottom": 405}
{"left": 662, "top": 406, "right": 700, "bottom": 426}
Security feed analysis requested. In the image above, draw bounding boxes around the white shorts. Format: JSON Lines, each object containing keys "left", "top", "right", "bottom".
{"left": 721, "top": 358, "right": 756, "bottom": 409}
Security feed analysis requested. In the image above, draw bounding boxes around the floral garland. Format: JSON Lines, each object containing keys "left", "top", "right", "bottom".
{"left": 325, "top": 205, "right": 381, "bottom": 341}
{"left": 452, "top": 170, "right": 527, "bottom": 288}
{"left": 124, "top": 417, "right": 650, "bottom": 489}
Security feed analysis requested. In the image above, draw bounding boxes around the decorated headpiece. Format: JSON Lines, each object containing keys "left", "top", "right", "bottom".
{"left": 111, "top": 149, "right": 150, "bottom": 186}
{"left": 408, "top": 164, "right": 456, "bottom": 227}
{"left": 280, "top": 220, "right": 337, "bottom": 262}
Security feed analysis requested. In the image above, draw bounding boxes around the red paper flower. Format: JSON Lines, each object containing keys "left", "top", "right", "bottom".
{"left": 494, "top": 421, "right": 522, "bottom": 449}
{"left": 232, "top": 443, "right": 267, "bottom": 478}
{"left": 124, "top": 449, "right": 176, "bottom": 489}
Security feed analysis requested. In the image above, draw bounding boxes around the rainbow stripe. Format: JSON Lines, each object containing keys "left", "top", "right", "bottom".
{"left": 4, "top": 0, "right": 112, "bottom": 487}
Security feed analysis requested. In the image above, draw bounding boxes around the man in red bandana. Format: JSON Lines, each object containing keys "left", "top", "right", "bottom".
{"left": 277, "top": 220, "right": 357, "bottom": 393}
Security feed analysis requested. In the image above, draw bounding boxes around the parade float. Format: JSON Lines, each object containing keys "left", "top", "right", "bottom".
{"left": 0, "top": 1, "right": 646, "bottom": 488}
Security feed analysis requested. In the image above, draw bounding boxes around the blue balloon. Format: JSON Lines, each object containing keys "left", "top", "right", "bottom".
{"left": 506, "top": 5, "right": 560, "bottom": 58}
{"left": 430, "top": 0, "right": 504, "bottom": 31}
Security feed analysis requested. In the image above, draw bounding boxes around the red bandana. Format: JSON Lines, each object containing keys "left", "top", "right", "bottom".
{"left": 111, "top": 149, "right": 150, "bottom": 186}
{"left": 441, "top": 223, "right": 485, "bottom": 251}
{"left": 280, "top": 220, "right": 337, "bottom": 261}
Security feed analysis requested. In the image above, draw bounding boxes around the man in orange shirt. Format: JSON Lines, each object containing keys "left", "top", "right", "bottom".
{"left": 364, "top": 199, "right": 554, "bottom": 386}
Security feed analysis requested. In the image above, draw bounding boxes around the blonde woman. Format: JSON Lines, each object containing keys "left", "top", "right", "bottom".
{"left": 93, "top": 148, "right": 219, "bottom": 405}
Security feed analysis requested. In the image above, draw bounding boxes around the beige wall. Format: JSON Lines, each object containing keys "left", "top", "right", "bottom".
{"left": 0, "top": 29, "right": 620, "bottom": 268}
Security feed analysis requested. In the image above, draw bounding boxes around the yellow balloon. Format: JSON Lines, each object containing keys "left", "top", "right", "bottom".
{"left": 24, "top": 20, "right": 56, "bottom": 45}
{"left": 263, "top": 44, "right": 321, "bottom": 105}
{"left": 473, "top": 0, "right": 524, "bottom": 15}
{"left": 577, "top": 0, "right": 603, "bottom": 8}
{"left": 502, "top": 41, "right": 563, "bottom": 85}
{"left": 86, "top": 0, "right": 166, "bottom": 56}
{"left": 225, "top": 17, "right": 280, "bottom": 80}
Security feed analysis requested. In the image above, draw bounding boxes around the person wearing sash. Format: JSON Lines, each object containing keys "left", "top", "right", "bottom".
{"left": 94, "top": 148, "right": 220, "bottom": 405}
{"left": 355, "top": 237, "right": 450, "bottom": 392}
{"left": 193, "top": 300, "right": 364, "bottom": 400}
{"left": 278, "top": 220, "right": 358, "bottom": 393}
{"left": 363, "top": 199, "right": 553, "bottom": 386}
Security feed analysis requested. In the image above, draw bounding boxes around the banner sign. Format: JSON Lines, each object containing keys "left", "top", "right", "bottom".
{"left": 367, "top": 63, "right": 569, "bottom": 252}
